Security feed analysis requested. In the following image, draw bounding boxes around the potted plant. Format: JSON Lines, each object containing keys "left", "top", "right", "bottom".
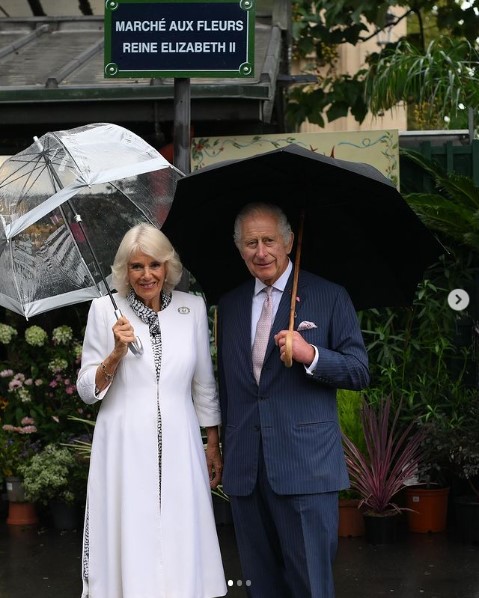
{"left": 403, "top": 406, "right": 459, "bottom": 535}
{"left": 438, "top": 394, "right": 479, "bottom": 543}
{"left": 342, "top": 395, "right": 425, "bottom": 544}
{"left": 337, "top": 390, "right": 366, "bottom": 537}
{"left": 18, "top": 443, "right": 88, "bottom": 529}
{"left": 0, "top": 418, "right": 40, "bottom": 525}
{"left": 0, "top": 418, "right": 40, "bottom": 491}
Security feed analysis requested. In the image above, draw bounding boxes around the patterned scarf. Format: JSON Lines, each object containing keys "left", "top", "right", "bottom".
{"left": 126, "top": 288, "right": 172, "bottom": 511}
{"left": 126, "top": 288, "right": 172, "bottom": 341}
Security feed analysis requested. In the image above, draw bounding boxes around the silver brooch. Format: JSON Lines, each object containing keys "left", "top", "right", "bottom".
{"left": 178, "top": 306, "right": 190, "bottom": 314}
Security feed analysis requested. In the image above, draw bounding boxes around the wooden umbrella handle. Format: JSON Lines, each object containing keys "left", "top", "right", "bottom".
{"left": 284, "top": 210, "right": 304, "bottom": 368}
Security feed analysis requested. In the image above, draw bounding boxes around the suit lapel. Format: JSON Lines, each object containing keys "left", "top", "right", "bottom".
{"left": 233, "top": 280, "right": 255, "bottom": 370}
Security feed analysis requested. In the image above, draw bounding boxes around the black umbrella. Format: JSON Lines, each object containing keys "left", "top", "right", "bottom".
{"left": 163, "top": 143, "right": 444, "bottom": 310}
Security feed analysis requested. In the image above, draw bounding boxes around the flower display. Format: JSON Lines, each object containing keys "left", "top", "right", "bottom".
{"left": 0, "top": 416, "right": 41, "bottom": 477}
{"left": 0, "top": 323, "right": 95, "bottom": 449}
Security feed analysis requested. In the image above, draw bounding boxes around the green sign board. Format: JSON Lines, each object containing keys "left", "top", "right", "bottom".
{"left": 104, "top": 0, "right": 255, "bottom": 78}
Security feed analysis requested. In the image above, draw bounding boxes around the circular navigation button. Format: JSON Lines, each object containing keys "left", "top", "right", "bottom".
{"left": 447, "top": 289, "right": 470, "bottom": 311}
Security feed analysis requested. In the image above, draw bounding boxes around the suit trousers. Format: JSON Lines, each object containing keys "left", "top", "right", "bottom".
{"left": 229, "top": 441, "right": 339, "bottom": 598}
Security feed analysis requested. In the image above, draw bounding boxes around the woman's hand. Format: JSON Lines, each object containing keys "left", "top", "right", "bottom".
{"left": 94, "top": 316, "right": 137, "bottom": 393}
{"left": 112, "top": 315, "right": 136, "bottom": 358}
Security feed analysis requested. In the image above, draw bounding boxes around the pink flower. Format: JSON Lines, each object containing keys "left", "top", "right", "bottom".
{"left": 20, "top": 425, "right": 37, "bottom": 434}
{"left": 21, "top": 417, "right": 35, "bottom": 425}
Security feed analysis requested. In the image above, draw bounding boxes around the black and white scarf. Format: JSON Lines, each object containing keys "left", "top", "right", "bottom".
{"left": 127, "top": 288, "right": 172, "bottom": 510}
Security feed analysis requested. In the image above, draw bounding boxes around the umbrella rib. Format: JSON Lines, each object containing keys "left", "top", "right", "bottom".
{"left": 51, "top": 131, "right": 85, "bottom": 175}
{"left": 58, "top": 205, "right": 100, "bottom": 292}
{"left": 33, "top": 136, "right": 118, "bottom": 310}
{"left": 0, "top": 157, "right": 47, "bottom": 196}
{"left": 7, "top": 234, "right": 27, "bottom": 318}
{"left": 109, "top": 181, "right": 157, "bottom": 225}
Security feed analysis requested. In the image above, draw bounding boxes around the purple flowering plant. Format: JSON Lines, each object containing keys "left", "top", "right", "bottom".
{"left": 0, "top": 323, "right": 95, "bottom": 448}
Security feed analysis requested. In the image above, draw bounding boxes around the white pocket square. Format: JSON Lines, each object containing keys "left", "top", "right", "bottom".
{"left": 297, "top": 321, "right": 318, "bottom": 331}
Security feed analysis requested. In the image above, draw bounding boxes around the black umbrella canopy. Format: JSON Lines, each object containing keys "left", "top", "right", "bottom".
{"left": 163, "top": 144, "right": 444, "bottom": 309}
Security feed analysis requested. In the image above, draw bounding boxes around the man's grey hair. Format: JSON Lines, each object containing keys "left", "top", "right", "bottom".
{"left": 233, "top": 202, "right": 292, "bottom": 248}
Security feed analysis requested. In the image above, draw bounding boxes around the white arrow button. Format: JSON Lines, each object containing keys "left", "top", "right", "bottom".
{"left": 447, "top": 289, "right": 470, "bottom": 311}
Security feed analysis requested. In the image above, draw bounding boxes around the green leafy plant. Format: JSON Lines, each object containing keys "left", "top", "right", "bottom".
{"left": 366, "top": 37, "right": 479, "bottom": 127}
{"left": 342, "top": 396, "right": 426, "bottom": 514}
{"left": 0, "top": 417, "right": 40, "bottom": 478}
{"left": 211, "top": 484, "right": 229, "bottom": 503}
{"left": 337, "top": 390, "right": 366, "bottom": 454}
{"left": 425, "top": 392, "right": 479, "bottom": 499}
{"left": 401, "top": 150, "right": 479, "bottom": 253}
{"left": 18, "top": 443, "right": 88, "bottom": 506}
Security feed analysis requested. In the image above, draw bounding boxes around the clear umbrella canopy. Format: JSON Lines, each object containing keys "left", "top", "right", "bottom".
{"left": 0, "top": 123, "right": 182, "bottom": 318}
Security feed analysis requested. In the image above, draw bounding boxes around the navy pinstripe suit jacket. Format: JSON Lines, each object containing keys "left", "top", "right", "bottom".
{"left": 217, "top": 269, "right": 370, "bottom": 496}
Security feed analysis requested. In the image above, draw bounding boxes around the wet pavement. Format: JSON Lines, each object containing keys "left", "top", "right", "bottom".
{"left": 0, "top": 518, "right": 478, "bottom": 597}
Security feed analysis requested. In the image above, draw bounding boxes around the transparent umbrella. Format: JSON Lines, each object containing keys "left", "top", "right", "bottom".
{"left": 0, "top": 123, "right": 183, "bottom": 354}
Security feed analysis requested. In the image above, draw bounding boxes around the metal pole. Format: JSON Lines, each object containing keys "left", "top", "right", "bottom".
{"left": 468, "top": 107, "right": 475, "bottom": 143}
{"left": 173, "top": 77, "right": 191, "bottom": 174}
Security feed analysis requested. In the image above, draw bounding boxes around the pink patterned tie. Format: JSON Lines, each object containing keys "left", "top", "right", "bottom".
{"left": 252, "top": 286, "right": 273, "bottom": 384}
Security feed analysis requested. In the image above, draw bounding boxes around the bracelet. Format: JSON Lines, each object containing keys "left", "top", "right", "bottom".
{"left": 100, "top": 362, "right": 115, "bottom": 382}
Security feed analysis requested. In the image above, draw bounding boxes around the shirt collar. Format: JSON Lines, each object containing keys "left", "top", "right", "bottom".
{"left": 254, "top": 260, "right": 293, "bottom": 296}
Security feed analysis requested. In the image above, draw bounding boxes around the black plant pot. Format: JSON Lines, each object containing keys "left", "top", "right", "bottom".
{"left": 49, "top": 501, "right": 82, "bottom": 531}
{"left": 454, "top": 496, "right": 479, "bottom": 543}
{"left": 363, "top": 511, "right": 401, "bottom": 545}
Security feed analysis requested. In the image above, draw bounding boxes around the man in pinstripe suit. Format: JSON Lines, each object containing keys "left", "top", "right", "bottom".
{"left": 217, "top": 203, "right": 370, "bottom": 597}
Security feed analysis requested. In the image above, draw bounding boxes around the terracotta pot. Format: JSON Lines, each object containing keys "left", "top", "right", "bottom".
{"left": 338, "top": 498, "right": 365, "bottom": 537}
{"left": 6, "top": 501, "right": 38, "bottom": 526}
{"left": 406, "top": 486, "right": 450, "bottom": 533}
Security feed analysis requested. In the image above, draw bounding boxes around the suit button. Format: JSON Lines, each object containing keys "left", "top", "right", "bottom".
{"left": 254, "top": 425, "right": 260, "bottom": 431}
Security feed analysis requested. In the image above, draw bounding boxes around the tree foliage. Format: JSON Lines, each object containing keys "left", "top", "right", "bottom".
{"left": 288, "top": 0, "right": 479, "bottom": 129}
{"left": 366, "top": 37, "right": 479, "bottom": 125}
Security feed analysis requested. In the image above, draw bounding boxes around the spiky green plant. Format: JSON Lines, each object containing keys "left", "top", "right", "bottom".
{"left": 366, "top": 37, "right": 479, "bottom": 124}
{"left": 402, "top": 149, "right": 479, "bottom": 253}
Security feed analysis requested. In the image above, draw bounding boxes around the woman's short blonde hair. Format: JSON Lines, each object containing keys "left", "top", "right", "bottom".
{"left": 111, "top": 223, "right": 183, "bottom": 296}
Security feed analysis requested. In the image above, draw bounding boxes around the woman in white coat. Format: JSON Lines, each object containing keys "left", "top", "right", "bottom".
{"left": 77, "top": 223, "right": 226, "bottom": 598}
